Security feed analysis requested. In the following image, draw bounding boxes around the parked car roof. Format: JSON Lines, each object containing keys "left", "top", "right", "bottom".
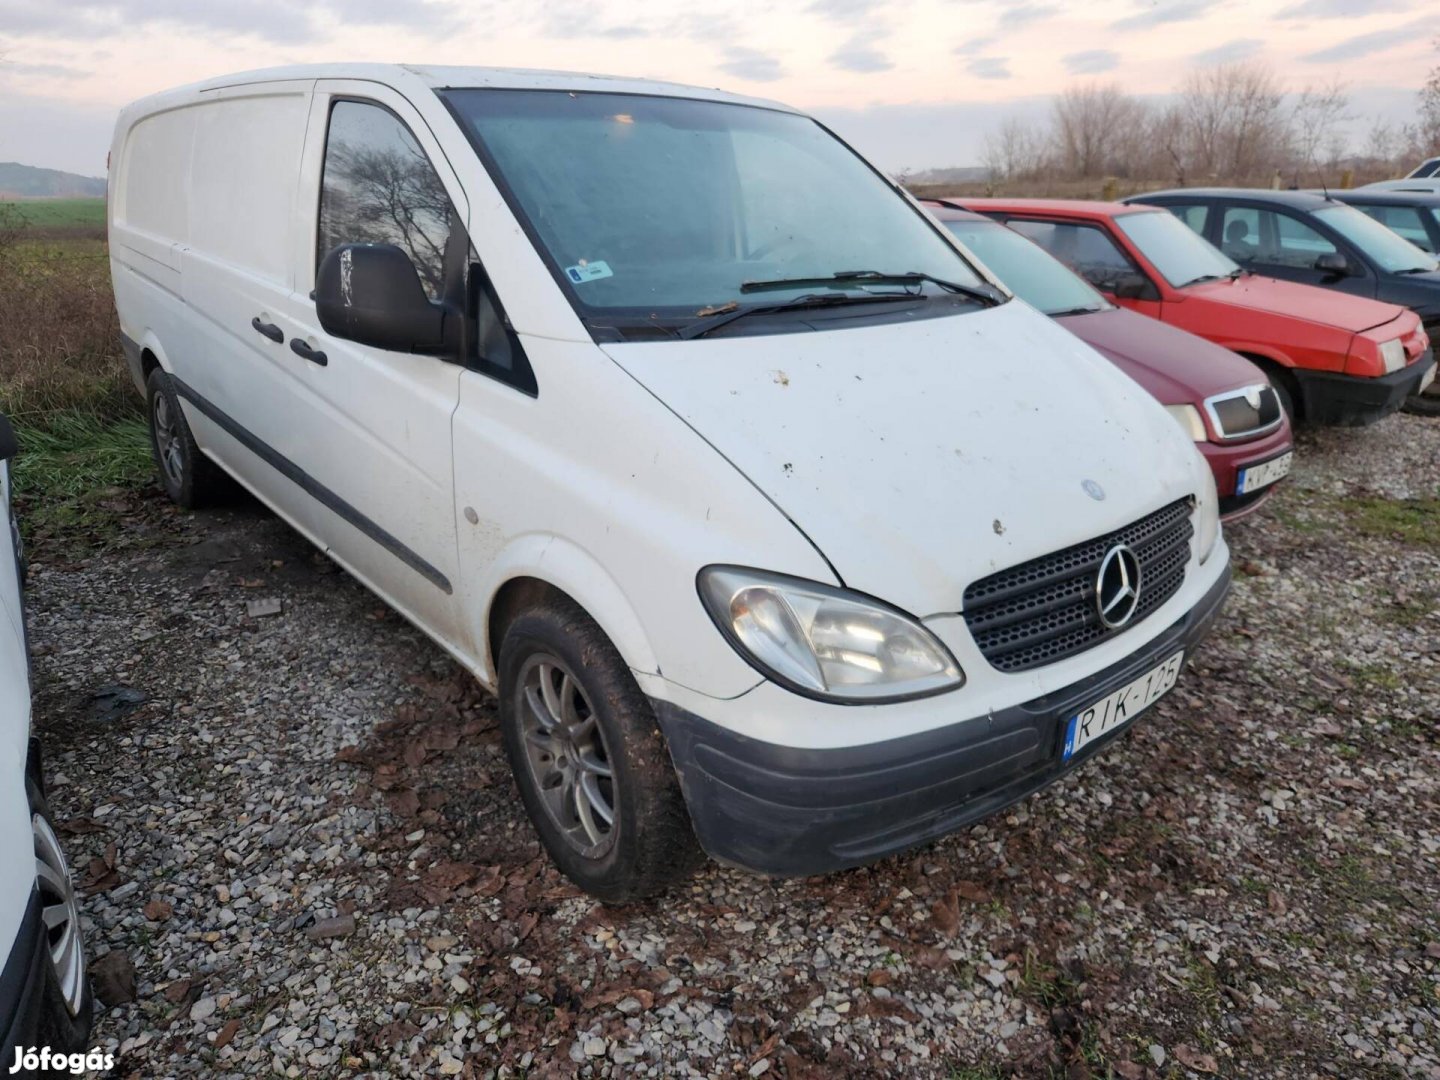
{"left": 960, "top": 198, "right": 1151, "bottom": 218}
{"left": 1327, "top": 188, "right": 1440, "bottom": 207}
{"left": 1127, "top": 188, "right": 1340, "bottom": 211}
{"left": 918, "top": 200, "right": 988, "bottom": 222}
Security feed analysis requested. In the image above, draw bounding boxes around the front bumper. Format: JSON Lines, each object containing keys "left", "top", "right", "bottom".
{"left": 1295, "top": 350, "right": 1435, "bottom": 426}
{"left": 0, "top": 891, "right": 83, "bottom": 1062}
{"left": 657, "top": 565, "right": 1232, "bottom": 877}
{"left": 1198, "top": 424, "right": 1293, "bottom": 522}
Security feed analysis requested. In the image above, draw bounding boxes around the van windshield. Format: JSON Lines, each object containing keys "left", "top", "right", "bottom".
{"left": 442, "top": 89, "right": 990, "bottom": 336}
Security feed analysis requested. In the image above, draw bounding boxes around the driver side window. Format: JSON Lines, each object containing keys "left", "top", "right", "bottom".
{"left": 317, "top": 100, "right": 455, "bottom": 300}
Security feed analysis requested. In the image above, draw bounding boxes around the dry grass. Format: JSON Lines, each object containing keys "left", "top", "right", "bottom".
{"left": 0, "top": 215, "right": 132, "bottom": 425}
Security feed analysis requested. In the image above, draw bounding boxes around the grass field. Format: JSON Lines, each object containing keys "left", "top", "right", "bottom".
{"left": 1, "top": 197, "right": 107, "bottom": 232}
{"left": 0, "top": 199, "right": 151, "bottom": 540}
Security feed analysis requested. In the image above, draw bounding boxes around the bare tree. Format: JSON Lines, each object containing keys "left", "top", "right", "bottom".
{"left": 983, "top": 116, "right": 1049, "bottom": 180}
{"left": 1177, "top": 61, "right": 1290, "bottom": 182}
{"left": 1418, "top": 36, "right": 1440, "bottom": 157}
{"left": 1050, "top": 83, "right": 1149, "bottom": 177}
{"left": 1290, "top": 78, "right": 1352, "bottom": 179}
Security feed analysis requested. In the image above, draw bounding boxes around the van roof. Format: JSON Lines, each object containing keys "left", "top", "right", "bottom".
{"left": 125, "top": 63, "right": 796, "bottom": 114}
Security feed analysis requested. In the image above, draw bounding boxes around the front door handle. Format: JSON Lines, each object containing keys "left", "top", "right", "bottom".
{"left": 289, "top": 338, "right": 328, "bottom": 367}
{"left": 251, "top": 316, "right": 283, "bottom": 344}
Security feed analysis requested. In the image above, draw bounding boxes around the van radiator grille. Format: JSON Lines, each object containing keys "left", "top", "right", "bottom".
{"left": 962, "top": 499, "right": 1193, "bottom": 673}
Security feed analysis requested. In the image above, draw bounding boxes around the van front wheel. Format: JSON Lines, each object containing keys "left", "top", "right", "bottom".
{"left": 146, "top": 368, "right": 225, "bottom": 508}
{"left": 498, "top": 597, "right": 702, "bottom": 902}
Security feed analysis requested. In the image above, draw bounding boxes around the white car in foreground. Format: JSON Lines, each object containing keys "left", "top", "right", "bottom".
{"left": 0, "top": 414, "right": 91, "bottom": 1063}
{"left": 110, "top": 65, "right": 1231, "bottom": 901}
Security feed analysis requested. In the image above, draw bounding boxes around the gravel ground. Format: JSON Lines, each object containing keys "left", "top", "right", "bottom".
{"left": 22, "top": 414, "right": 1440, "bottom": 1079}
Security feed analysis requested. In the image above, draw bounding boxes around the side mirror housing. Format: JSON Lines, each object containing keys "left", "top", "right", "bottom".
{"left": 1315, "top": 251, "right": 1350, "bottom": 276}
{"left": 316, "top": 244, "right": 446, "bottom": 353}
{"left": 1111, "top": 271, "right": 1158, "bottom": 301}
{"left": 0, "top": 414, "right": 17, "bottom": 463}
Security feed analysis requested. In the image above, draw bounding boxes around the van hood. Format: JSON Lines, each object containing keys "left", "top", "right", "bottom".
{"left": 602, "top": 301, "right": 1204, "bottom": 616}
{"left": 1183, "top": 273, "right": 1405, "bottom": 333}
{"left": 1056, "top": 306, "right": 1267, "bottom": 405}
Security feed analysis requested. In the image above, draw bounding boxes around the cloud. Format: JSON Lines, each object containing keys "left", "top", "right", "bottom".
{"left": 829, "top": 37, "right": 894, "bottom": 73}
{"left": 0, "top": 61, "right": 90, "bottom": 79}
{"left": 953, "top": 34, "right": 998, "bottom": 56}
{"left": 805, "top": 0, "right": 887, "bottom": 20}
{"left": 1301, "top": 17, "right": 1433, "bottom": 61}
{"left": 1194, "top": 37, "right": 1263, "bottom": 63}
{"left": 1062, "top": 49, "right": 1120, "bottom": 74}
{"left": 1276, "top": 0, "right": 1409, "bottom": 17}
{"left": 718, "top": 46, "right": 785, "bottom": 82}
{"left": 966, "top": 56, "right": 1012, "bottom": 79}
{"left": 0, "top": 0, "right": 461, "bottom": 44}
{"left": 538, "top": 4, "right": 648, "bottom": 39}
{"left": 1111, "top": 0, "right": 1216, "bottom": 32}
{"left": 998, "top": 3, "right": 1060, "bottom": 28}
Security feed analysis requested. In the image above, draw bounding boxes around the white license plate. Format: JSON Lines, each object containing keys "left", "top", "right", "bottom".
{"left": 1062, "top": 650, "right": 1184, "bottom": 761}
{"left": 1236, "top": 451, "right": 1293, "bottom": 495}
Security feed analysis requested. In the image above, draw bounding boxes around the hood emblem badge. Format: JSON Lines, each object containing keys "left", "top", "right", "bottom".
{"left": 1082, "top": 479, "right": 1105, "bottom": 501}
{"left": 1096, "top": 544, "right": 1143, "bottom": 629}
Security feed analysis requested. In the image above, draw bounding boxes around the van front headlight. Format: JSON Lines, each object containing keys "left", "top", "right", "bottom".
{"left": 698, "top": 567, "right": 964, "bottom": 703}
{"left": 1195, "top": 463, "right": 1220, "bottom": 564}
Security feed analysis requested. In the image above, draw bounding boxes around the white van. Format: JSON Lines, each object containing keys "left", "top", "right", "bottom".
{"left": 109, "top": 65, "right": 1231, "bottom": 900}
{"left": 1, "top": 415, "right": 92, "bottom": 1060}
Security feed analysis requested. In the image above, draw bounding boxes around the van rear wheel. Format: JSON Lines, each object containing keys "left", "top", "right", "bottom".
{"left": 146, "top": 368, "right": 225, "bottom": 508}
{"left": 498, "top": 596, "right": 702, "bottom": 902}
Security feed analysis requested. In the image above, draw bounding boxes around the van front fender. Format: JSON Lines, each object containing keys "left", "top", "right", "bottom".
{"left": 474, "top": 535, "right": 661, "bottom": 690}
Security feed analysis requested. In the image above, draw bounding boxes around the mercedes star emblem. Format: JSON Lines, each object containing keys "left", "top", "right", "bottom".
{"left": 1095, "top": 543, "right": 1142, "bottom": 629}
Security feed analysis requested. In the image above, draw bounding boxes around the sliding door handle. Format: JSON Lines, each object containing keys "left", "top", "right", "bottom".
{"left": 289, "top": 338, "right": 328, "bottom": 367}
{"left": 250, "top": 316, "right": 283, "bottom": 343}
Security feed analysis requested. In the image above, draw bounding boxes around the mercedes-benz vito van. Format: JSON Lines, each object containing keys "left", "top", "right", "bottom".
{"left": 109, "top": 65, "right": 1231, "bottom": 900}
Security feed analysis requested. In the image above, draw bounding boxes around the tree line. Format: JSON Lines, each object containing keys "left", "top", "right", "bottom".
{"left": 984, "top": 44, "right": 1440, "bottom": 187}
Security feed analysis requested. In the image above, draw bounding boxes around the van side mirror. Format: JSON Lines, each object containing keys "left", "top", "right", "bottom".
{"left": 1315, "top": 252, "right": 1350, "bottom": 276}
{"left": 0, "top": 414, "right": 17, "bottom": 463}
{"left": 1111, "top": 271, "right": 1157, "bottom": 301}
{"left": 315, "top": 244, "right": 446, "bottom": 353}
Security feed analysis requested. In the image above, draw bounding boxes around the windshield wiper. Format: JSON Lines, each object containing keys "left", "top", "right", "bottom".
{"left": 677, "top": 291, "right": 917, "bottom": 340}
{"left": 1179, "top": 273, "right": 1227, "bottom": 287}
{"left": 741, "top": 270, "right": 1005, "bottom": 308}
{"left": 1047, "top": 304, "right": 1106, "bottom": 317}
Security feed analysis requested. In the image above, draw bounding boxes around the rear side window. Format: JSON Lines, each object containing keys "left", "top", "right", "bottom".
{"left": 1006, "top": 219, "right": 1139, "bottom": 292}
{"left": 1352, "top": 204, "right": 1435, "bottom": 252}
{"left": 317, "top": 101, "right": 453, "bottom": 300}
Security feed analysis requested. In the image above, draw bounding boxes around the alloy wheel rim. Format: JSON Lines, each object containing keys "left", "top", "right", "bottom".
{"left": 518, "top": 654, "right": 617, "bottom": 859}
{"left": 152, "top": 393, "right": 184, "bottom": 487}
{"left": 33, "top": 813, "right": 86, "bottom": 1017}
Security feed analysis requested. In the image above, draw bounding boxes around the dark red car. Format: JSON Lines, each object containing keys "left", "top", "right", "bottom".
{"left": 959, "top": 199, "right": 1434, "bottom": 427}
{"left": 926, "top": 201, "right": 1294, "bottom": 520}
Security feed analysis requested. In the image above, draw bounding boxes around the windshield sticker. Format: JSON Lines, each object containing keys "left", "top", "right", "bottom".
{"left": 565, "top": 260, "right": 613, "bottom": 284}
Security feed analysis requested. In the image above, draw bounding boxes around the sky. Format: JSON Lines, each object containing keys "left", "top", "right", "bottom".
{"left": 0, "top": 0, "right": 1436, "bottom": 177}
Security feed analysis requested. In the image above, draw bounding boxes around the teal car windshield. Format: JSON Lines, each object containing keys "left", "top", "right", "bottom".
{"left": 1314, "top": 204, "right": 1440, "bottom": 274}
{"left": 443, "top": 90, "right": 989, "bottom": 328}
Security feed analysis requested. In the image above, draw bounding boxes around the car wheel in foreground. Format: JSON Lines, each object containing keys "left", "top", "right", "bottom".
{"left": 498, "top": 596, "right": 702, "bottom": 902}
{"left": 28, "top": 775, "right": 92, "bottom": 1048}
{"left": 145, "top": 368, "right": 225, "bottom": 508}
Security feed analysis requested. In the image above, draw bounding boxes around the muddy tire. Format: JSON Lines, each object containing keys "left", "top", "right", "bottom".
{"left": 146, "top": 368, "right": 226, "bottom": 508}
{"left": 498, "top": 595, "right": 703, "bottom": 902}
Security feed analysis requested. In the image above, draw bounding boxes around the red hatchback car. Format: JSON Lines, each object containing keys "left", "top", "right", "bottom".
{"left": 961, "top": 199, "right": 1435, "bottom": 426}
{"left": 927, "top": 202, "right": 1294, "bottom": 520}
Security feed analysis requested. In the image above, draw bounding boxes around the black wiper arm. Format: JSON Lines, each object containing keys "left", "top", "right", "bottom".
{"left": 677, "top": 292, "right": 915, "bottom": 341}
{"left": 741, "top": 270, "right": 1005, "bottom": 307}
